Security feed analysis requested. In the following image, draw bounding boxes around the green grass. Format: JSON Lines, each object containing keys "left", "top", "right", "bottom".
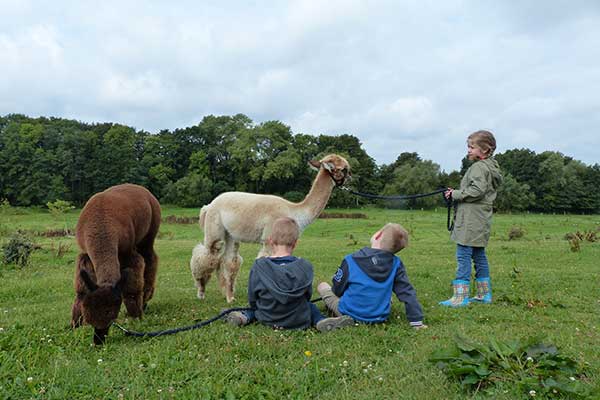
{"left": 1, "top": 206, "right": 599, "bottom": 399}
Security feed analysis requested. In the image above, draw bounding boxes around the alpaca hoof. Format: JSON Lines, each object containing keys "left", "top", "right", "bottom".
{"left": 226, "top": 296, "right": 236, "bottom": 304}
{"left": 197, "top": 290, "right": 205, "bottom": 300}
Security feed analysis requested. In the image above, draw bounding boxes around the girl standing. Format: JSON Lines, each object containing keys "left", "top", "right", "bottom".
{"left": 440, "top": 130, "right": 503, "bottom": 307}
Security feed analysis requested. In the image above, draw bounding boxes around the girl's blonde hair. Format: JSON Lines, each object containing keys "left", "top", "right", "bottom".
{"left": 468, "top": 130, "right": 497, "bottom": 157}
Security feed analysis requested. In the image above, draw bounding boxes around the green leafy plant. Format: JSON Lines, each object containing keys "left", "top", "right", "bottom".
{"left": 2, "top": 231, "right": 35, "bottom": 267}
{"left": 429, "top": 334, "right": 590, "bottom": 398}
{"left": 46, "top": 199, "right": 75, "bottom": 234}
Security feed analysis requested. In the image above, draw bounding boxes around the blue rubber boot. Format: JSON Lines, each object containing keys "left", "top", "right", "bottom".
{"left": 471, "top": 277, "right": 492, "bottom": 304}
{"left": 439, "top": 280, "right": 470, "bottom": 307}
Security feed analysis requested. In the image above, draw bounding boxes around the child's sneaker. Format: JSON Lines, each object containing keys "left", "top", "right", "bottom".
{"left": 225, "top": 311, "right": 248, "bottom": 327}
{"left": 316, "top": 315, "right": 355, "bottom": 333}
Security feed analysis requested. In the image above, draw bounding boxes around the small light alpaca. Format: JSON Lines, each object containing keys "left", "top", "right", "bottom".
{"left": 190, "top": 153, "right": 351, "bottom": 303}
{"left": 70, "top": 184, "right": 161, "bottom": 345}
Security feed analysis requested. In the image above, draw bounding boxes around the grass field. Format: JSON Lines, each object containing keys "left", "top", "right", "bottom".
{"left": 1, "top": 206, "right": 599, "bottom": 399}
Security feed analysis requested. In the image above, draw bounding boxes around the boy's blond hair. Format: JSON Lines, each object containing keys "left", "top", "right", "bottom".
{"left": 378, "top": 223, "right": 408, "bottom": 253}
{"left": 468, "top": 130, "right": 497, "bottom": 157}
{"left": 269, "top": 217, "right": 299, "bottom": 247}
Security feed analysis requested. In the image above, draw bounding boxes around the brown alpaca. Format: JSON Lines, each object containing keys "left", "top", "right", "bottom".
{"left": 70, "top": 184, "right": 161, "bottom": 345}
{"left": 190, "top": 154, "right": 351, "bottom": 303}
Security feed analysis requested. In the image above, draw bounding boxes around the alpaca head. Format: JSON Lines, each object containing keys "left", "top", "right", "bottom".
{"left": 80, "top": 269, "right": 127, "bottom": 345}
{"left": 309, "top": 154, "right": 352, "bottom": 186}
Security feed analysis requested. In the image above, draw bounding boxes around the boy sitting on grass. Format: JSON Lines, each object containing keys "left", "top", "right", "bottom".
{"left": 316, "top": 223, "right": 427, "bottom": 332}
{"left": 226, "top": 217, "right": 325, "bottom": 329}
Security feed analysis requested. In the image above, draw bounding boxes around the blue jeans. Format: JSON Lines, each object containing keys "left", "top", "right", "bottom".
{"left": 455, "top": 244, "right": 489, "bottom": 281}
{"left": 241, "top": 302, "right": 325, "bottom": 326}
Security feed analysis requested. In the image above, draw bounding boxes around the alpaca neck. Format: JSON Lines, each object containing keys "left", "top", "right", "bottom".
{"left": 295, "top": 169, "right": 335, "bottom": 228}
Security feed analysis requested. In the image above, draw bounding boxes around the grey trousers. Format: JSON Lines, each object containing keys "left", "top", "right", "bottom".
{"left": 318, "top": 285, "right": 342, "bottom": 317}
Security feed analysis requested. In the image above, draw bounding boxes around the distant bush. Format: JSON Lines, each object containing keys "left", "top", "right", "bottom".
{"left": 2, "top": 231, "right": 35, "bottom": 267}
{"left": 508, "top": 226, "right": 525, "bottom": 240}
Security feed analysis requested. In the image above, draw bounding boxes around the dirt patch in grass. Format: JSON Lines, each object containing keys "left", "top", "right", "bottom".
{"left": 319, "top": 212, "right": 367, "bottom": 219}
{"left": 162, "top": 215, "right": 199, "bottom": 224}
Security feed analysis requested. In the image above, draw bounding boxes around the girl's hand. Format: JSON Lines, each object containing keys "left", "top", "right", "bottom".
{"left": 444, "top": 188, "right": 453, "bottom": 199}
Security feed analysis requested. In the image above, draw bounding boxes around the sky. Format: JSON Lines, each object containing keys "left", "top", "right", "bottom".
{"left": 1, "top": 0, "right": 599, "bottom": 172}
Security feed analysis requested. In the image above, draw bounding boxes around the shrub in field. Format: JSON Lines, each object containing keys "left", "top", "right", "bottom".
{"left": 429, "top": 334, "right": 591, "bottom": 398}
{"left": 0, "top": 198, "right": 12, "bottom": 214}
{"left": 508, "top": 226, "right": 525, "bottom": 240}
{"left": 564, "top": 230, "right": 597, "bottom": 243}
{"left": 569, "top": 238, "right": 581, "bottom": 252}
{"left": 46, "top": 199, "right": 75, "bottom": 217}
{"left": 2, "top": 231, "right": 35, "bottom": 267}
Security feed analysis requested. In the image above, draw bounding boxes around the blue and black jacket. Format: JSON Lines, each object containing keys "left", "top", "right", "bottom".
{"left": 332, "top": 247, "right": 424, "bottom": 325}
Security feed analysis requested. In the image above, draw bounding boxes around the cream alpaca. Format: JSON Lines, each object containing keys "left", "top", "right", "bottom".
{"left": 190, "top": 154, "right": 351, "bottom": 303}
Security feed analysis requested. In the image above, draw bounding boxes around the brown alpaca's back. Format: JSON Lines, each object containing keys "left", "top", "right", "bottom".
{"left": 72, "top": 183, "right": 161, "bottom": 344}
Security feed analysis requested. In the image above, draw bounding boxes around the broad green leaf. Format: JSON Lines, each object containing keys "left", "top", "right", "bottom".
{"left": 461, "top": 374, "right": 480, "bottom": 386}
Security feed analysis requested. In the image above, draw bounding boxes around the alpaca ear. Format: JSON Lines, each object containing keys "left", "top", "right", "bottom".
{"left": 80, "top": 270, "right": 98, "bottom": 292}
{"left": 308, "top": 159, "right": 320, "bottom": 171}
{"left": 322, "top": 162, "right": 334, "bottom": 172}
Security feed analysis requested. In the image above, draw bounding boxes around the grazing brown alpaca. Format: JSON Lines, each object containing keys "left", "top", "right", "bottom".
{"left": 70, "top": 184, "right": 161, "bottom": 345}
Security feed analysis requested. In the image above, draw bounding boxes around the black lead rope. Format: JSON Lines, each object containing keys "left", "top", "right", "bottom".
{"left": 341, "top": 187, "right": 456, "bottom": 232}
{"left": 112, "top": 298, "right": 324, "bottom": 338}
{"left": 341, "top": 186, "right": 447, "bottom": 201}
{"left": 112, "top": 307, "right": 253, "bottom": 338}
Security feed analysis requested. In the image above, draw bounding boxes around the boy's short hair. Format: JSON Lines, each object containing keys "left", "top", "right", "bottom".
{"left": 269, "top": 217, "right": 299, "bottom": 246}
{"left": 468, "top": 130, "right": 497, "bottom": 157}
{"left": 379, "top": 223, "right": 408, "bottom": 253}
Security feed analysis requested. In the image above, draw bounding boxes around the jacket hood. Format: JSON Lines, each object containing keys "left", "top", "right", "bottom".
{"left": 253, "top": 258, "right": 313, "bottom": 304}
{"left": 350, "top": 247, "right": 396, "bottom": 282}
{"left": 482, "top": 158, "right": 503, "bottom": 189}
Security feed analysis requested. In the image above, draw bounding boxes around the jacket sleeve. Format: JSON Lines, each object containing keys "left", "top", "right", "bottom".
{"left": 331, "top": 258, "right": 350, "bottom": 297}
{"left": 247, "top": 265, "right": 259, "bottom": 309}
{"left": 452, "top": 163, "right": 489, "bottom": 203}
{"left": 392, "top": 263, "right": 424, "bottom": 324}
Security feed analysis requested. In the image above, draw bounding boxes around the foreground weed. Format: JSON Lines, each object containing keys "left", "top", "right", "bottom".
{"left": 429, "top": 334, "right": 592, "bottom": 398}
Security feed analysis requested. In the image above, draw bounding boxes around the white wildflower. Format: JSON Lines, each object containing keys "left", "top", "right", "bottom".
{"left": 529, "top": 390, "right": 536, "bottom": 397}
{"left": 569, "top": 376, "right": 576, "bottom": 381}
{"left": 27, "top": 377, "right": 33, "bottom": 383}
{"left": 97, "top": 358, "right": 103, "bottom": 364}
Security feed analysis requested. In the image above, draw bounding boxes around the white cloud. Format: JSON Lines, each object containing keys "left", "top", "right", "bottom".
{"left": 1, "top": 1, "right": 599, "bottom": 170}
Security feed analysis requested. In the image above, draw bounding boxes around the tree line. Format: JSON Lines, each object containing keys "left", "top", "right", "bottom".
{"left": 1, "top": 113, "right": 599, "bottom": 213}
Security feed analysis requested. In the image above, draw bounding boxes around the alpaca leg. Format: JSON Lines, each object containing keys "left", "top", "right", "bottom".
{"left": 190, "top": 242, "right": 223, "bottom": 300}
{"left": 122, "top": 252, "right": 145, "bottom": 318}
{"left": 256, "top": 242, "right": 270, "bottom": 258}
{"left": 219, "top": 241, "right": 243, "bottom": 303}
{"left": 139, "top": 247, "right": 158, "bottom": 306}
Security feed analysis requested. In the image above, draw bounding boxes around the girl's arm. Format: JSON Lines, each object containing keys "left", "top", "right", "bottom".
{"left": 451, "top": 164, "right": 489, "bottom": 202}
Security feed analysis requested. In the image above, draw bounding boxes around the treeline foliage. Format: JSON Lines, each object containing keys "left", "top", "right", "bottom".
{"left": 1, "top": 114, "right": 599, "bottom": 213}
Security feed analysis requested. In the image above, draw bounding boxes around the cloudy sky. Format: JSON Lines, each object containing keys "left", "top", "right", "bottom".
{"left": 1, "top": 0, "right": 599, "bottom": 171}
